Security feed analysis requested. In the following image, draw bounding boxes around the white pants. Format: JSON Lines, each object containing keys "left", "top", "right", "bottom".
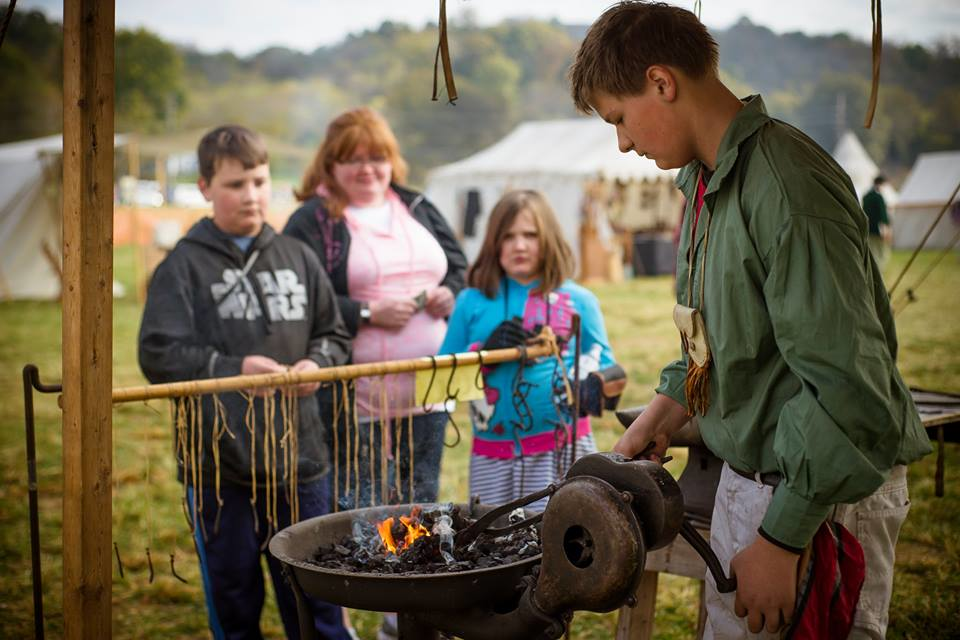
{"left": 704, "top": 464, "right": 910, "bottom": 640}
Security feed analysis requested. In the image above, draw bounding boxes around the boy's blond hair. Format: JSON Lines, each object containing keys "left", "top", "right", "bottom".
{"left": 468, "top": 190, "right": 575, "bottom": 299}
{"left": 197, "top": 125, "right": 269, "bottom": 182}
{"left": 569, "top": 1, "right": 719, "bottom": 113}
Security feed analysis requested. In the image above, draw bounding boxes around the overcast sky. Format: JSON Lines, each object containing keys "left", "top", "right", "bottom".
{"left": 25, "top": 0, "right": 960, "bottom": 55}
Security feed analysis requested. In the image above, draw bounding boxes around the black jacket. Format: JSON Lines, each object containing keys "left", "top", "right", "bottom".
{"left": 283, "top": 184, "right": 468, "bottom": 336}
{"left": 138, "top": 218, "right": 351, "bottom": 487}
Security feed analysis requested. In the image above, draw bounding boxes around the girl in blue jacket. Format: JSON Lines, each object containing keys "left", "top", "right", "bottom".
{"left": 439, "top": 190, "right": 616, "bottom": 510}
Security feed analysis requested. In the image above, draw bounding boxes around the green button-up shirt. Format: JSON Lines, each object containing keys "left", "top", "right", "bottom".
{"left": 656, "top": 96, "right": 931, "bottom": 549}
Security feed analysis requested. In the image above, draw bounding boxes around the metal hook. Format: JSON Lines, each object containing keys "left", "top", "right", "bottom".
{"left": 421, "top": 356, "right": 438, "bottom": 413}
{"left": 474, "top": 350, "right": 486, "bottom": 391}
{"left": 113, "top": 542, "right": 125, "bottom": 579}
{"left": 146, "top": 547, "right": 155, "bottom": 584}
{"left": 442, "top": 354, "right": 463, "bottom": 448}
{"left": 170, "top": 553, "right": 188, "bottom": 584}
{"left": 445, "top": 353, "right": 461, "bottom": 401}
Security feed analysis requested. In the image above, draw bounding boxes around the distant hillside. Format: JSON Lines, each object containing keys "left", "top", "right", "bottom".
{"left": 2, "top": 7, "right": 959, "bottom": 184}
{"left": 176, "top": 16, "right": 960, "bottom": 180}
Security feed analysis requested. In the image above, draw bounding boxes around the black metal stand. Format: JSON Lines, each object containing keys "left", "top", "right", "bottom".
{"left": 22, "top": 364, "right": 62, "bottom": 640}
{"left": 281, "top": 563, "right": 320, "bottom": 640}
{"left": 398, "top": 613, "right": 441, "bottom": 640}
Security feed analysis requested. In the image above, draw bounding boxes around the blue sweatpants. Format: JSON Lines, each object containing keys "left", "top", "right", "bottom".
{"left": 188, "top": 478, "right": 351, "bottom": 640}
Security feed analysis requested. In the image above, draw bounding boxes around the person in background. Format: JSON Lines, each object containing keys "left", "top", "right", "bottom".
{"left": 862, "top": 174, "right": 892, "bottom": 271}
{"left": 284, "top": 107, "right": 465, "bottom": 640}
{"left": 284, "top": 107, "right": 467, "bottom": 512}
{"left": 439, "top": 189, "right": 619, "bottom": 512}
{"left": 139, "top": 125, "right": 353, "bottom": 640}
{"left": 569, "top": 3, "right": 929, "bottom": 639}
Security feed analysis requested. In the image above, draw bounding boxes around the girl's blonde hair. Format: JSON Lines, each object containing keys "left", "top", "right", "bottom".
{"left": 294, "top": 107, "right": 409, "bottom": 218}
{"left": 467, "top": 190, "right": 575, "bottom": 298}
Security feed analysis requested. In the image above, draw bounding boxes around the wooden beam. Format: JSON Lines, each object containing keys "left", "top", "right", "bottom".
{"left": 61, "top": 1, "right": 115, "bottom": 638}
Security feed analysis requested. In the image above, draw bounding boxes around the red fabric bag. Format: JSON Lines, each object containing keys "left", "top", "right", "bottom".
{"left": 785, "top": 521, "right": 866, "bottom": 640}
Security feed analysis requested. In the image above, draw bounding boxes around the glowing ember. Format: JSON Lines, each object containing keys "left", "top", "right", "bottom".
{"left": 376, "top": 508, "right": 431, "bottom": 555}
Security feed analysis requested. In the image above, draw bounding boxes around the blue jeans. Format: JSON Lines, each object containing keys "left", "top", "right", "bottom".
{"left": 188, "top": 478, "right": 351, "bottom": 640}
{"left": 329, "top": 411, "right": 448, "bottom": 510}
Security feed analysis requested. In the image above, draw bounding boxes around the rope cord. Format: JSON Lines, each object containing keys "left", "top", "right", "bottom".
{"left": 887, "top": 178, "right": 960, "bottom": 297}
{"left": 893, "top": 226, "right": 960, "bottom": 317}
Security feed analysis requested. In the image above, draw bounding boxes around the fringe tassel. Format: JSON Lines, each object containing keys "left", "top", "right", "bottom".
{"left": 685, "top": 356, "right": 712, "bottom": 417}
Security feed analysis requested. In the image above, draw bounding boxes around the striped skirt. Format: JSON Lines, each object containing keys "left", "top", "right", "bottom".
{"left": 468, "top": 432, "right": 597, "bottom": 512}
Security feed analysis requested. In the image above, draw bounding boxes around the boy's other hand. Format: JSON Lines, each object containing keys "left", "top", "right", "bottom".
{"left": 370, "top": 298, "right": 418, "bottom": 329}
{"left": 289, "top": 358, "right": 321, "bottom": 396}
{"left": 425, "top": 286, "right": 454, "bottom": 318}
{"left": 241, "top": 354, "right": 286, "bottom": 396}
{"left": 730, "top": 536, "right": 800, "bottom": 634}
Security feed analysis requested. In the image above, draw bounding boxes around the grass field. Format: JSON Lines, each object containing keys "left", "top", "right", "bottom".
{"left": 0, "top": 247, "right": 957, "bottom": 638}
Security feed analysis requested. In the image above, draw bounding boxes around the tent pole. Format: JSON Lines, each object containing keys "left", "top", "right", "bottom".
{"left": 62, "top": 1, "right": 115, "bottom": 638}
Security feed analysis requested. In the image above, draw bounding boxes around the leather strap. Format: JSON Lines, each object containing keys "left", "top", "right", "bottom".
{"left": 864, "top": 0, "right": 882, "bottom": 128}
{"left": 432, "top": 0, "right": 459, "bottom": 104}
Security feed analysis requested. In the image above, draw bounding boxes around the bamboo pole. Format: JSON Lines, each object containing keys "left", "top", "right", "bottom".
{"left": 61, "top": 1, "right": 114, "bottom": 638}
{"left": 112, "top": 341, "right": 555, "bottom": 404}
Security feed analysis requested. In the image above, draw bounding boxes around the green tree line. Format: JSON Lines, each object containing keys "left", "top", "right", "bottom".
{"left": 2, "top": 7, "right": 959, "bottom": 185}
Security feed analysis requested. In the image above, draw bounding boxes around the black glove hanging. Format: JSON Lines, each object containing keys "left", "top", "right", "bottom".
{"left": 578, "top": 364, "right": 627, "bottom": 417}
{"left": 482, "top": 317, "right": 535, "bottom": 352}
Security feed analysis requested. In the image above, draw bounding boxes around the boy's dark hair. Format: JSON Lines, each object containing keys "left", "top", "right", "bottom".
{"left": 874, "top": 175, "right": 887, "bottom": 186}
{"left": 570, "top": 1, "right": 719, "bottom": 113}
{"left": 197, "top": 125, "right": 269, "bottom": 182}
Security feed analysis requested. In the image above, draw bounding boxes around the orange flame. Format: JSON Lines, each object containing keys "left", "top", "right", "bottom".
{"left": 376, "top": 511, "right": 431, "bottom": 555}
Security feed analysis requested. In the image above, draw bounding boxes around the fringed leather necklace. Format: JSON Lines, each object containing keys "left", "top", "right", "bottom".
{"left": 674, "top": 169, "right": 713, "bottom": 417}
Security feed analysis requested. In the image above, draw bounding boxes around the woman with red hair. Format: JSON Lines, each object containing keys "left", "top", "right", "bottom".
{"left": 284, "top": 108, "right": 467, "bottom": 514}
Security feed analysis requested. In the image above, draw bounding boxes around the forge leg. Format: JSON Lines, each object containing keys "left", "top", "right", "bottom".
{"left": 398, "top": 613, "right": 441, "bottom": 640}
{"left": 281, "top": 565, "right": 320, "bottom": 640}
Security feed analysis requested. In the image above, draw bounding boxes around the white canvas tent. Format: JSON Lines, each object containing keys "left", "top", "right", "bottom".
{"left": 893, "top": 150, "right": 960, "bottom": 250}
{"left": 832, "top": 130, "right": 898, "bottom": 205}
{"left": 0, "top": 135, "right": 65, "bottom": 300}
{"left": 0, "top": 134, "right": 131, "bottom": 300}
{"left": 425, "top": 118, "right": 680, "bottom": 269}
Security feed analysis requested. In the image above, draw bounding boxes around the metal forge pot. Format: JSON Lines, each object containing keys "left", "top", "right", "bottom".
{"left": 270, "top": 453, "right": 723, "bottom": 640}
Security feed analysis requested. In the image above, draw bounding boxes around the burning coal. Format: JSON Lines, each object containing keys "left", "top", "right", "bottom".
{"left": 311, "top": 504, "right": 541, "bottom": 575}
{"left": 376, "top": 506, "right": 431, "bottom": 554}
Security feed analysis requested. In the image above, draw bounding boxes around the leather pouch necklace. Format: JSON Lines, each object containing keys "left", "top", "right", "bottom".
{"left": 674, "top": 170, "right": 713, "bottom": 416}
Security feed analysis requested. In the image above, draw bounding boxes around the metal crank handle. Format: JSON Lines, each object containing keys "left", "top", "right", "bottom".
{"left": 679, "top": 519, "right": 737, "bottom": 593}
{"left": 454, "top": 484, "right": 556, "bottom": 549}
{"left": 629, "top": 440, "right": 672, "bottom": 464}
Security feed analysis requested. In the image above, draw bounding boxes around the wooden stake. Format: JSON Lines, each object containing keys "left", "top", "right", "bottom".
{"left": 62, "top": 1, "right": 114, "bottom": 638}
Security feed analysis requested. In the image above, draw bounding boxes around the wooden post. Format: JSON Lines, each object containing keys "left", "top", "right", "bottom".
{"left": 62, "top": 1, "right": 114, "bottom": 638}
{"left": 615, "top": 571, "right": 658, "bottom": 639}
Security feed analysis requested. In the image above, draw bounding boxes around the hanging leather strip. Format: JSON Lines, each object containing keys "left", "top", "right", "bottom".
{"left": 864, "top": 0, "right": 882, "bottom": 128}
{"left": 432, "top": 0, "right": 459, "bottom": 104}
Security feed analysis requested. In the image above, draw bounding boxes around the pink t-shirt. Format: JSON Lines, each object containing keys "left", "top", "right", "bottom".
{"left": 345, "top": 189, "right": 448, "bottom": 417}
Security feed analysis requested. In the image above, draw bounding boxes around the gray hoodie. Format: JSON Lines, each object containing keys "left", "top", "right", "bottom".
{"left": 138, "top": 217, "right": 351, "bottom": 487}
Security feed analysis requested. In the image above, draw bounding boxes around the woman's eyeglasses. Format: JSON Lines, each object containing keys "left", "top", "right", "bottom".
{"left": 339, "top": 155, "right": 389, "bottom": 166}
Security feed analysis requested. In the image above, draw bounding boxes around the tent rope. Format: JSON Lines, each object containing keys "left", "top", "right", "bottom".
{"left": 893, "top": 226, "right": 960, "bottom": 317}
{"left": 887, "top": 178, "right": 960, "bottom": 298}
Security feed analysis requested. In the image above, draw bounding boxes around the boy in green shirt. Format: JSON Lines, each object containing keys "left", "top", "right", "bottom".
{"left": 569, "top": 3, "right": 930, "bottom": 638}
